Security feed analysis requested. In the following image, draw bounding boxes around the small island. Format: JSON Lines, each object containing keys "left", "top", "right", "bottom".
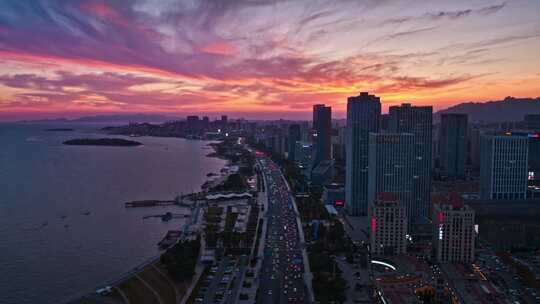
{"left": 63, "top": 138, "right": 142, "bottom": 146}
{"left": 46, "top": 128, "right": 74, "bottom": 131}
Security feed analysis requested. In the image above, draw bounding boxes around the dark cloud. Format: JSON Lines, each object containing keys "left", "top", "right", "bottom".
{"left": 477, "top": 2, "right": 506, "bottom": 15}
{"left": 0, "top": 71, "right": 221, "bottom": 110}
{"left": 387, "top": 26, "right": 439, "bottom": 39}
{"left": 427, "top": 9, "right": 473, "bottom": 20}
{"left": 381, "top": 2, "right": 506, "bottom": 25}
{"left": 0, "top": 72, "right": 163, "bottom": 92}
{"left": 377, "top": 75, "right": 478, "bottom": 92}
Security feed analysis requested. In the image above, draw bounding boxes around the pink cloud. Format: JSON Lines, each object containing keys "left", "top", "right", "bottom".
{"left": 82, "top": 3, "right": 118, "bottom": 19}
{"left": 201, "top": 42, "right": 236, "bottom": 56}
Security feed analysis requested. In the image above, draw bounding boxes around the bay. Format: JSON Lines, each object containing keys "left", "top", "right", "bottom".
{"left": 0, "top": 123, "right": 226, "bottom": 304}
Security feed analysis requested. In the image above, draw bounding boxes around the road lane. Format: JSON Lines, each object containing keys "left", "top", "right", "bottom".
{"left": 256, "top": 157, "right": 308, "bottom": 304}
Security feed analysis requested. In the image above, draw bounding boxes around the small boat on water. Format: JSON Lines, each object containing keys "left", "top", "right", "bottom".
{"left": 82, "top": 211, "right": 91, "bottom": 216}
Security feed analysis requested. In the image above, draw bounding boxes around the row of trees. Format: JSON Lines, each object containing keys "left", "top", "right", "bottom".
{"left": 308, "top": 220, "right": 353, "bottom": 303}
{"left": 160, "top": 238, "right": 200, "bottom": 282}
{"left": 210, "top": 173, "right": 247, "bottom": 192}
{"left": 309, "top": 250, "right": 348, "bottom": 303}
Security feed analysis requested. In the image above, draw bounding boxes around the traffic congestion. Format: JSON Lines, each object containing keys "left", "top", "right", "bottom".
{"left": 257, "top": 157, "right": 308, "bottom": 304}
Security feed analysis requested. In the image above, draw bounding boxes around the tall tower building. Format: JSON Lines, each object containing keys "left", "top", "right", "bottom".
{"left": 480, "top": 134, "right": 529, "bottom": 200}
{"left": 388, "top": 103, "right": 433, "bottom": 224}
{"left": 288, "top": 124, "right": 301, "bottom": 161}
{"left": 369, "top": 193, "right": 408, "bottom": 256}
{"left": 433, "top": 196, "right": 475, "bottom": 263}
{"left": 439, "top": 114, "right": 468, "bottom": 179}
{"left": 468, "top": 127, "right": 483, "bottom": 170}
{"left": 312, "top": 104, "right": 332, "bottom": 167}
{"left": 346, "top": 92, "right": 381, "bottom": 216}
{"left": 368, "top": 133, "right": 416, "bottom": 225}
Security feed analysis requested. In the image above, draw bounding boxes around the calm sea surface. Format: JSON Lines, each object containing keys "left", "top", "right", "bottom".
{"left": 0, "top": 123, "right": 226, "bottom": 304}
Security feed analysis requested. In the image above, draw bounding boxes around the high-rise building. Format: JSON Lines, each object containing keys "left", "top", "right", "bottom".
{"left": 312, "top": 104, "right": 332, "bottom": 167}
{"left": 433, "top": 196, "right": 475, "bottom": 263}
{"left": 313, "top": 104, "right": 324, "bottom": 128}
{"left": 186, "top": 115, "right": 200, "bottom": 134}
{"left": 480, "top": 134, "right": 529, "bottom": 200}
{"left": 388, "top": 103, "right": 432, "bottom": 224}
{"left": 369, "top": 193, "right": 408, "bottom": 256}
{"left": 332, "top": 126, "right": 346, "bottom": 161}
{"left": 468, "top": 126, "right": 482, "bottom": 170}
{"left": 524, "top": 114, "right": 540, "bottom": 130}
{"left": 295, "top": 141, "right": 313, "bottom": 169}
{"left": 380, "top": 114, "right": 390, "bottom": 131}
{"left": 201, "top": 116, "right": 210, "bottom": 130}
{"left": 221, "top": 115, "right": 228, "bottom": 124}
{"left": 288, "top": 124, "right": 301, "bottom": 161}
{"left": 346, "top": 92, "right": 381, "bottom": 216}
{"left": 439, "top": 114, "right": 468, "bottom": 179}
{"left": 368, "top": 133, "right": 416, "bottom": 225}
{"left": 275, "top": 127, "right": 287, "bottom": 157}
{"left": 527, "top": 132, "right": 540, "bottom": 190}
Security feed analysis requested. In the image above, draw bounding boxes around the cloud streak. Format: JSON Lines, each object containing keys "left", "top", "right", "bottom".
{"left": 381, "top": 2, "right": 506, "bottom": 25}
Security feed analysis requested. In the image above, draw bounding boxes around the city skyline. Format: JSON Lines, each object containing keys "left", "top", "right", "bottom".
{"left": 1, "top": 0, "right": 540, "bottom": 120}
{"left": 2, "top": 2, "right": 540, "bottom": 303}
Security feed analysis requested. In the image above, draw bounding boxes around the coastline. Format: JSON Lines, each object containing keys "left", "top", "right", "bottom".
{"left": 64, "top": 139, "right": 228, "bottom": 304}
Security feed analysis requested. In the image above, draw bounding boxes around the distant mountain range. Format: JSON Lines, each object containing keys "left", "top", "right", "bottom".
{"left": 435, "top": 97, "right": 540, "bottom": 123}
{"left": 18, "top": 114, "right": 179, "bottom": 124}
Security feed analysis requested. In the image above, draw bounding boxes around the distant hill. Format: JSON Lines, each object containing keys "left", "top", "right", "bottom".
{"left": 435, "top": 97, "right": 540, "bottom": 123}
{"left": 19, "top": 114, "right": 179, "bottom": 124}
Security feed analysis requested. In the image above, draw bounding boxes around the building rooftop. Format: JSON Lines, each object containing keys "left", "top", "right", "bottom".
{"left": 433, "top": 193, "right": 468, "bottom": 210}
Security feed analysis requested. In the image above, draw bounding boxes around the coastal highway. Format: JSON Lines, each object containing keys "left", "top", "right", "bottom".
{"left": 256, "top": 157, "right": 308, "bottom": 304}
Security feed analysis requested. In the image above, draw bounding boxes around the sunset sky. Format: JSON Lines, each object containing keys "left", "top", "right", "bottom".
{"left": 1, "top": 0, "right": 539, "bottom": 120}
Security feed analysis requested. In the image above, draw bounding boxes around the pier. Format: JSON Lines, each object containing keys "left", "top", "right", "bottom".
{"left": 142, "top": 213, "right": 191, "bottom": 220}
{"left": 125, "top": 200, "right": 176, "bottom": 208}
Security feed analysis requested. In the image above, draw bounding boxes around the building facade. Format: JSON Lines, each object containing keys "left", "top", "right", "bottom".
{"left": 288, "top": 124, "right": 301, "bottom": 161}
{"left": 295, "top": 141, "right": 313, "bottom": 169}
{"left": 322, "top": 183, "right": 345, "bottom": 206}
{"left": 368, "top": 133, "right": 416, "bottom": 226}
{"left": 480, "top": 134, "right": 529, "bottom": 200}
{"left": 346, "top": 92, "right": 381, "bottom": 216}
{"left": 312, "top": 104, "right": 332, "bottom": 168}
{"left": 433, "top": 199, "right": 475, "bottom": 263}
{"left": 369, "top": 193, "right": 408, "bottom": 256}
{"left": 439, "top": 113, "right": 468, "bottom": 179}
{"left": 388, "top": 103, "right": 433, "bottom": 224}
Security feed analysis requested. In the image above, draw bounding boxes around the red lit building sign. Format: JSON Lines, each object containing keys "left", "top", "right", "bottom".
{"left": 371, "top": 217, "right": 377, "bottom": 232}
